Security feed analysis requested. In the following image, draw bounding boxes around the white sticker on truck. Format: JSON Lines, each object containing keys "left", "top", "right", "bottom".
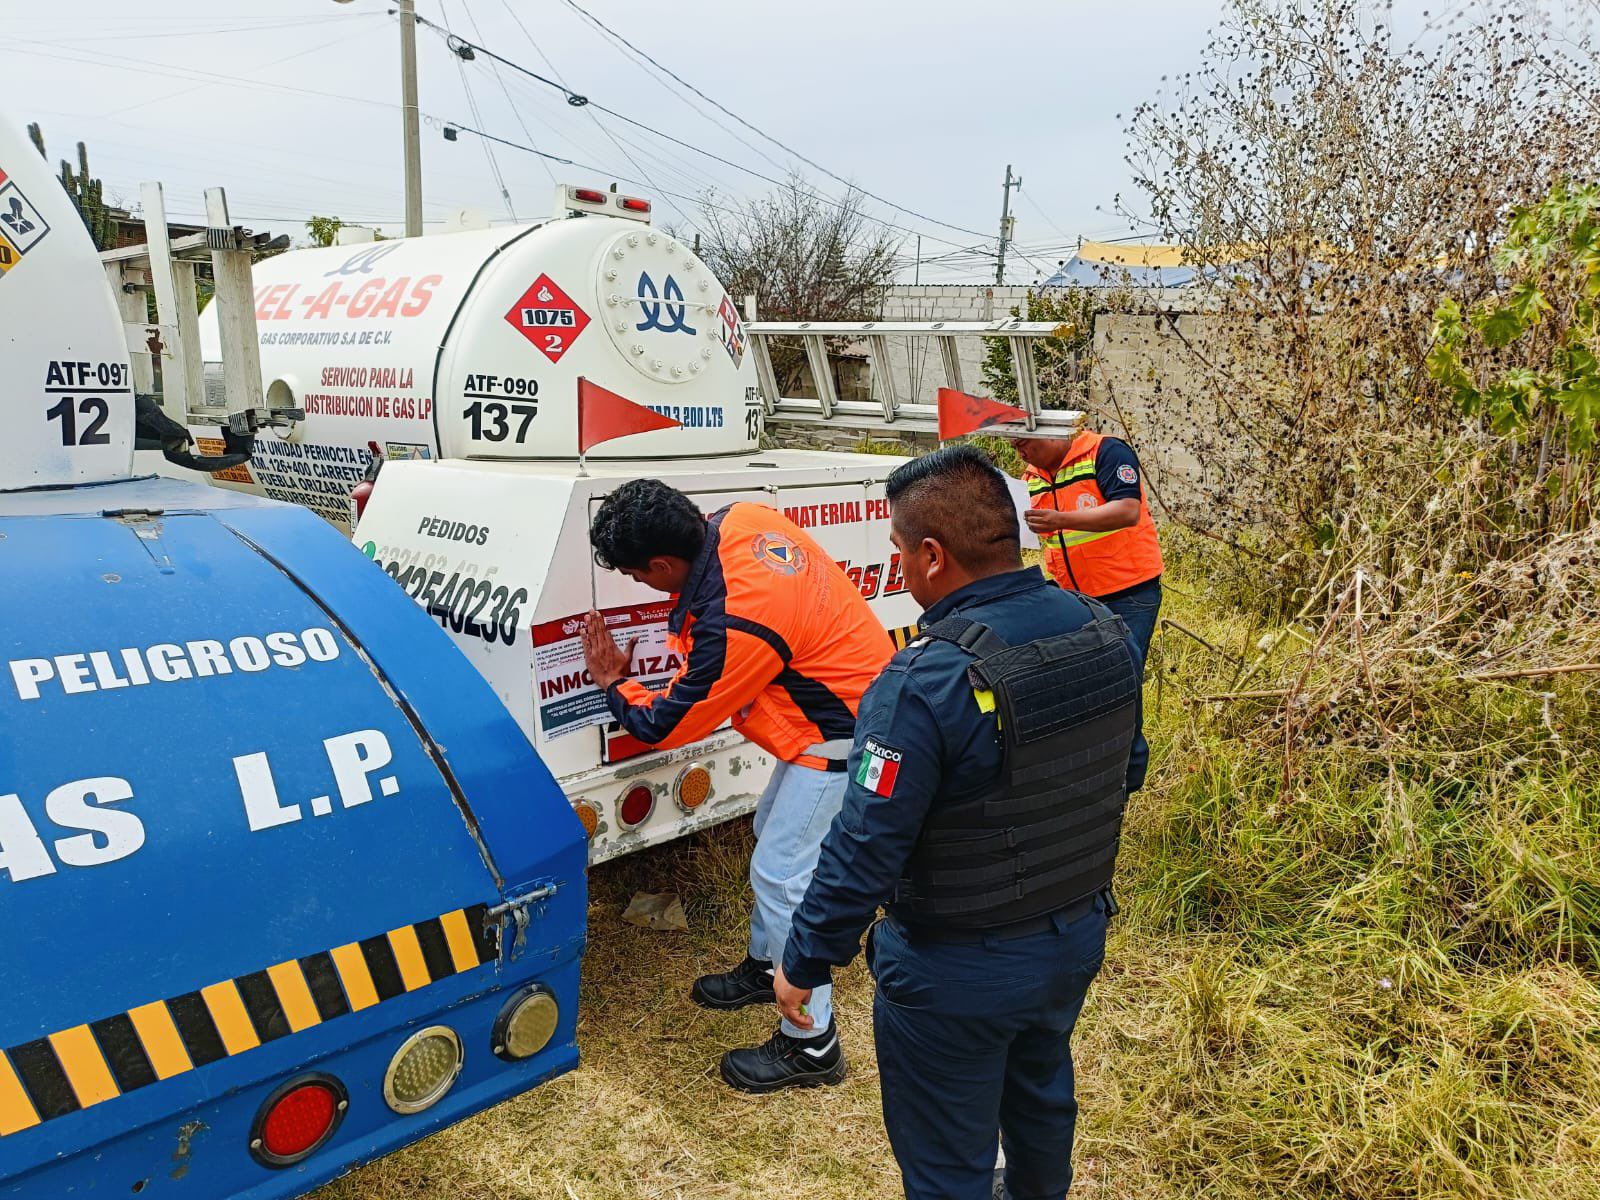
{"left": 532, "top": 602, "right": 681, "bottom": 739}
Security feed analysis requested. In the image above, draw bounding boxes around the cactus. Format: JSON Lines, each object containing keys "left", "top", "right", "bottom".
{"left": 36, "top": 128, "right": 116, "bottom": 251}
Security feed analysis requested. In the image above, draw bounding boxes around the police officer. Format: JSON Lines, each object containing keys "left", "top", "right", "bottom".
{"left": 773, "top": 444, "right": 1146, "bottom": 1200}
{"left": 1013, "top": 431, "right": 1163, "bottom": 677}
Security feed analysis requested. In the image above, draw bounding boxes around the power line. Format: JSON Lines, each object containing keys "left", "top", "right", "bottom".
{"left": 490, "top": 71, "right": 737, "bottom": 203}
{"left": 114, "top": 26, "right": 375, "bottom": 118}
{"left": 558, "top": 0, "right": 993, "bottom": 242}
{"left": 1019, "top": 191, "right": 1079, "bottom": 246}
{"left": 439, "top": 0, "right": 516, "bottom": 219}
{"left": 492, "top": 0, "right": 692, "bottom": 226}
{"left": 442, "top": 122, "right": 785, "bottom": 225}
{"left": 466, "top": 2, "right": 557, "bottom": 190}
{"left": 420, "top": 20, "right": 977, "bottom": 252}
{"left": 558, "top": 2, "right": 797, "bottom": 179}
{"left": 8, "top": 40, "right": 406, "bottom": 115}
{"left": 29, "top": 13, "right": 381, "bottom": 42}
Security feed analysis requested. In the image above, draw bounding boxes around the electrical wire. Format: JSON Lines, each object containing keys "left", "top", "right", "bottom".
{"left": 442, "top": 122, "right": 791, "bottom": 225}
{"left": 486, "top": 69, "right": 736, "bottom": 202}
{"left": 557, "top": 0, "right": 994, "bottom": 241}
{"left": 1019, "top": 191, "right": 1079, "bottom": 246}
{"left": 460, "top": 12, "right": 556, "bottom": 190}
{"left": 7, "top": 40, "right": 407, "bottom": 114}
{"left": 439, "top": 1, "right": 516, "bottom": 219}
{"left": 491, "top": 0, "right": 692, "bottom": 226}
{"left": 113, "top": 26, "right": 376, "bottom": 118}
{"left": 558, "top": 2, "right": 796, "bottom": 178}
{"left": 26, "top": 13, "right": 381, "bottom": 42}
{"left": 418, "top": 19, "right": 979, "bottom": 252}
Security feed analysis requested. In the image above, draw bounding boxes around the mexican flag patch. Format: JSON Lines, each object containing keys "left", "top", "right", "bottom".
{"left": 856, "top": 738, "right": 903, "bottom": 797}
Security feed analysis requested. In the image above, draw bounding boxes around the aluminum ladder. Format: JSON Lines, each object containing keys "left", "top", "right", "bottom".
{"left": 744, "top": 319, "right": 1082, "bottom": 435}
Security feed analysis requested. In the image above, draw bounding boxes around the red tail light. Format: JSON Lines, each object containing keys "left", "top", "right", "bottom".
{"left": 572, "top": 187, "right": 607, "bottom": 205}
{"left": 617, "top": 196, "right": 651, "bottom": 214}
{"left": 250, "top": 1074, "right": 347, "bottom": 1168}
{"left": 618, "top": 783, "right": 654, "bottom": 829}
{"left": 351, "top": 479, "right": 375, "bottom": 522}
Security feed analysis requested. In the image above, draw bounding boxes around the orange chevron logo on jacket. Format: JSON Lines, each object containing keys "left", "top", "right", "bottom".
{"left": 605, "top": 503, "right": 893, "bottom": 769}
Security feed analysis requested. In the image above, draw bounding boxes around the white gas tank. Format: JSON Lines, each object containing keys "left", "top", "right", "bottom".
{"left": 0, "top": 117, "right": 134, "bottom": 490}
{"left": 197, "top": 214, "right": 757, "bottom": 516}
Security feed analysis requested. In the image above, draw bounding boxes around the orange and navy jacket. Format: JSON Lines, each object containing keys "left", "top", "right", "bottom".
{"left": 605, "top": 502, "right": 894, "bottom": 770}
{"left": 1022, "top": 430, "right": 1164, "bottom": 598}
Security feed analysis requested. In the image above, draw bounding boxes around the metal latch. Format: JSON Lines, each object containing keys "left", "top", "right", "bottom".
{"left": 487, "top": 879, "right": 561, "bottom": 919}
{"left": 487, "top": 879, "right": 563, "bottom": 956}
{"left": 103, "top": 508, "right": 175, "bottom": 574}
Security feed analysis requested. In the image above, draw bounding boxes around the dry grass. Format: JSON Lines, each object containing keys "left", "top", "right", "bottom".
{"left": 316, "top": 825, "right": 902, "bottom": 1200}
{"left": 321, "top": 547, "right": 1600, "bottom": 1200}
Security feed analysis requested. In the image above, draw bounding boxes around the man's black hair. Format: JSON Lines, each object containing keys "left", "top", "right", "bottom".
{"left": 590, "top": 478, "right": 706, "bottom": 571}
{"left": 885, "top": 443, "right": 1022, "bottom": 570}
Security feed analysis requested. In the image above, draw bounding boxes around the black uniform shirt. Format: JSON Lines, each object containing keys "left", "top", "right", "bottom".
{"left": 782, "top": 566, "right": 1147, "bottom": 990}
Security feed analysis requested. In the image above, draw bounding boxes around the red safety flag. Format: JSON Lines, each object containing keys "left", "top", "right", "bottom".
{"left": 577, "top": 377, "right": 682, "bottom": 454}
{"left": 936, "top": 387, "right": 1029, "bottom": 441}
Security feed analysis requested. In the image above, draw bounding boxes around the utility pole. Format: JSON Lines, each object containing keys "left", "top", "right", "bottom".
{"left": 399, "top": 0, "right": 423, "bottom": 238}
{"left": 915, "top": 234, "right": 922, "bottom": 285}
{"left": 334, "top": 0, "right": 423, "bottom": 236}
{"left": 995, "top": 164, "right": 1021, "bottom": 285}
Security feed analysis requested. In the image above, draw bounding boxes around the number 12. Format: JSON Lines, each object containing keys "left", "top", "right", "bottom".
{"left": 46, "top": 396, "right": 112, "bottom": 446}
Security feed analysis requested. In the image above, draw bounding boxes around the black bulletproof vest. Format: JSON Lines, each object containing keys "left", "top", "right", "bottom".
{"left": 896, "top": 602, "right": 1140, "bottom": 928}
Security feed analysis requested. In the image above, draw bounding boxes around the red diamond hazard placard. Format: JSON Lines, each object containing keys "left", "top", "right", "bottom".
{"left": 505, "top": 274, "right": 590, "bottom": 363}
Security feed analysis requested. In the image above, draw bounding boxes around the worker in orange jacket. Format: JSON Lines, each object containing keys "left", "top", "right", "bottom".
{"left": 581, "top": 478, "right": 893, "bottom": 1093}
{"left": 1014, "top": 430, "right": 1164, "bottom": 676}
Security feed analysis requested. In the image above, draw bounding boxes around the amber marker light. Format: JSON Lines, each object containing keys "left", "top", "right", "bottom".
{"left": 673, "top": 764, "right": 712, "bottom": 812}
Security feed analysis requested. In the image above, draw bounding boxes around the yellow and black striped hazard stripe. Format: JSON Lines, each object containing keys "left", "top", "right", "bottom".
{"left": 888, "top": 623, "right": 920, "bottom": 650}
{"left": 0, "top": 903, "right": 498, "bottom": 1138}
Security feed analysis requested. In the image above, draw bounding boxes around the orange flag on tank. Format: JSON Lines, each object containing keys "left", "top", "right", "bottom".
{"left": 578, "top": 377, "right": 682, "bottom": 454}
{"left": 936, "top": 387, "right": 1029, "bottom": 441}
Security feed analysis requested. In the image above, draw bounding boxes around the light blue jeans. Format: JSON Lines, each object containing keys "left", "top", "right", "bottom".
{"left": 749, "top": 759, "right": 847, "bottom": 1037}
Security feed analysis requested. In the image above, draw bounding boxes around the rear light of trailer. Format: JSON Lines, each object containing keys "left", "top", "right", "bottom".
{"left": 383, "top": 1026, "right": 464, "bottom": 1115}
{"left": 493, "top": 985, "right": 561, "bottom": 1060}
{"left": 573, "top": 799, "right": 600, "bottom": 838}
{"left": 570, "top": 186, "right": 607, "bottom": 206}
{"left": 617, "top": 783, "right": 654, "bottom": 829}
{"left": 617, "top": 195, "right": 651, "bottom": 215}
{"left": 249, "top": 1074, "right": 347, "bottom": 1168}
{"left": 350, "top": 478, "right": 374, "bottom": 522}
{"left": 674, "top": 763, "right": 712, "bottom": 811}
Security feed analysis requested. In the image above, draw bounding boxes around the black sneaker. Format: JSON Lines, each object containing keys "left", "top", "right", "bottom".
{"left": 691, "top": 955, "right": 776, "bottom": 1010}
{"left": 719, "top": 1020, "right": 847, "bottom": 1094}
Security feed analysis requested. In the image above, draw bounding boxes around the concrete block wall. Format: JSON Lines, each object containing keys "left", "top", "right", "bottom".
{"left": 874, "top": 286, "right": 1035, "bottom": 408}
{"left": 763, "top": 424, "right": 937, "bottom": 457}
{"left": 1086, "top": 311, "right": 1244, "bottom": 523}
{"left": 879, "top": 285, "right": 1035, "bottom": 322}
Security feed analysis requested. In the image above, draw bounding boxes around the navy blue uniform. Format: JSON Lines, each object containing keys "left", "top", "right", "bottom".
{"left": 1088, "top": 436, "right": 1144, "bottom": 507}
{"left": 784, "top": 566, "right": 1145, "bottom": 1200}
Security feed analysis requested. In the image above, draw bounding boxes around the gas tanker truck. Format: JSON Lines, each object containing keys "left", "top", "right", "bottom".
{"left": 189, "top": 187, "right": 924, "bottom": 864}
{"left": 1, "top": 116, "right": 586, "bottom": 1198}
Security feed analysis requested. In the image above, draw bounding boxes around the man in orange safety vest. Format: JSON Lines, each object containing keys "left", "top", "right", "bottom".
{"left": 1014, "top": 430, "right": 1163, "bottom": 676}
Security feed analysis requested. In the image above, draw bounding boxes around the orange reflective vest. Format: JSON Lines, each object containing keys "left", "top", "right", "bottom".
{"left": 607, "top": 502, "right": 894, "bottom": 770}
{"left": 1022, "top": 431, "right": 1163, "bottom": 598}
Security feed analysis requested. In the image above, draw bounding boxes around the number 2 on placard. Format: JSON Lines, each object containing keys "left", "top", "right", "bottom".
{"left": 545, "top": 334, "right": 563, "bottom": 355}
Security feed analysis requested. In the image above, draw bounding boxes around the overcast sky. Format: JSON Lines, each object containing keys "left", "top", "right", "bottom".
{"left": 0, "top": 0, "right": 1534, "bottom": 283}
